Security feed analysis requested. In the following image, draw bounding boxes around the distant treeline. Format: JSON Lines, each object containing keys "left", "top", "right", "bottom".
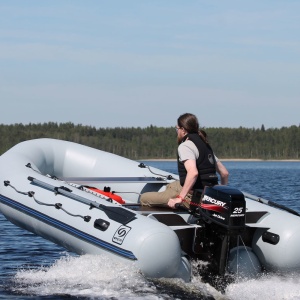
{"left": 0, "top": 122, "right": 299, "bottom": 160}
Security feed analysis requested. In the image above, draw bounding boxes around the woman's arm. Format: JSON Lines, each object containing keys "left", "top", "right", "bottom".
{"left": 216, "top": 160, "right": 229, "bottom": 185}
{"left": 168, "top": 159, "right": 197, "bottom": 208}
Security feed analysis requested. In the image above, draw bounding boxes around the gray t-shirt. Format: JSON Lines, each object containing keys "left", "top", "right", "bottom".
{"left": 178, "top": 140, "right": 219, "bottom": 164}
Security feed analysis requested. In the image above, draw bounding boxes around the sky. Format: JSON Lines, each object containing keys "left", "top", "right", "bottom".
{"left": 0, "top": 1, "right": 299, "bottom": 129}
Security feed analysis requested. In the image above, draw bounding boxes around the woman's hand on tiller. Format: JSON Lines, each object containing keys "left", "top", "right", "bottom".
{"left": 168, "top": 197, "right": 182, "bottom": 208}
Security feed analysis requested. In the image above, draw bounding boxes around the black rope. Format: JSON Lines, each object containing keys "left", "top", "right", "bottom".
{"left": 138, "top": 163, "right": 176, "bottom": 180}
{"left": 4, "top": 180, "right": 28, "bottom": 195}
{"left": 25, "top": 163, "right": 42, "bottom": 174}
{"left": 4, "top": 180, "right": 91, "bottom": 222}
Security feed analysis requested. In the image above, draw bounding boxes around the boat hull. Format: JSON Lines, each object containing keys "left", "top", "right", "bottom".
{"left": 1, "top": 138, "right": 300, "bottom": 281}
{"left": 0, "top": 139, "right": 190, "bottom": 280}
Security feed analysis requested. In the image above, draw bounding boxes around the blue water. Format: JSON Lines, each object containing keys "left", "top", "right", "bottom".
{"left": 1, "top": 161, "right": 300, "bottom": 299}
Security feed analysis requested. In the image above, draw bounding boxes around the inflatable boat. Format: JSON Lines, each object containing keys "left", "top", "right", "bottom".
{"left": 0, "top": 138, "right": 300, "bottom": 283}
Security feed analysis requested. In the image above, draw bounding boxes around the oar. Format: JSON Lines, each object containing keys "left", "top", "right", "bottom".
{"left": 59, "top": 176, "right": 169, "bottom": 184}
{"left": 28, "top": 176, "right": 137, "bottom": 224}
{"left": 242, "top": 191, "right": 300, "bottom": 217}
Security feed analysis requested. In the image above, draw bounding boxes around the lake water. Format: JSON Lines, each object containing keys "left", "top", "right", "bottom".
{"left": 1, "top": 161, "right": 300, "bottom": 300}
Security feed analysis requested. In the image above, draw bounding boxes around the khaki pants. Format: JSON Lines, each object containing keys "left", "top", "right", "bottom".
{"left": 140, "top": 180, "right": 191, "bottom": 207}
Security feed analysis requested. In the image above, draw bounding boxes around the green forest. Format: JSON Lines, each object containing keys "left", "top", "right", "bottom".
{"left": 0, "top": 122, "right": 299, "bottom": 160}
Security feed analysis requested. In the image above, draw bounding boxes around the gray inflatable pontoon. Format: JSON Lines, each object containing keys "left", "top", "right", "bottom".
{"left": 0, "top": 138, "right": 300, "bottom": 283}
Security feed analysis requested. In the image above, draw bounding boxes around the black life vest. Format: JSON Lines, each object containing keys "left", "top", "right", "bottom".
{"left": 177, "top": 133, "right": 218, "bottom": 189}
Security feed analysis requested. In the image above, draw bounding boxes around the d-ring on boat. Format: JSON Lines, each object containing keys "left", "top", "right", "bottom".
{"left": 0, "top": 138, "right": 300, "bottom": 283}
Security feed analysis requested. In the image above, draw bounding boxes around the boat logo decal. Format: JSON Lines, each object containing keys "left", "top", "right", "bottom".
{"left": 113, "top": 225, "right": 131, "bottom": 245}
{"left": 201, "top": 195, "right": 228, "bottom": 213}
{"left": 202, "top": 195, "right": 227, "bottom": 208}
{"left": 212, "top": 213, "right": 225, "bottom": 220}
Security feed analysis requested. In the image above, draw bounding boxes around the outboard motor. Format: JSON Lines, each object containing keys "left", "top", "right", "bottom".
{"left": 191, "top": 185, "right": 246, "bottom": 275}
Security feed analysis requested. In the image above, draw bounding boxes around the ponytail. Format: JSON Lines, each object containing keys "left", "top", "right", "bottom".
{"left": 198, "top": 129, "right": 209, "bottom": 144}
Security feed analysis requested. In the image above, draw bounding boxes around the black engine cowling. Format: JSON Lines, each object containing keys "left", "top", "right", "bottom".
{"left": 192, "top": 185, "right": 246, "bottom": 234}
{"left": 191, "top": 185, "right": 247, "bottom": 277}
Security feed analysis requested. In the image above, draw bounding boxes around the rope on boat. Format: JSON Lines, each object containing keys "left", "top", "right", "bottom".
{"left": 25, "top": 163, "right": 41, "bottom": 174}
{"left": 3, "top": 180, "right": 91, "bottom": 222}
{"left": 138, "top": 162, "right": 176, "bottom": 180}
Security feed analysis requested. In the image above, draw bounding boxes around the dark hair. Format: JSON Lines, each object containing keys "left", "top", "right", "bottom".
{"left": 177, "top": 113, "right": 199, "bottom": 134}
{"left": 177, "top": 113, "right": 209, "bottom": 144}
{"left": 199, "top": 129, "right": 209, "bottom": 144}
